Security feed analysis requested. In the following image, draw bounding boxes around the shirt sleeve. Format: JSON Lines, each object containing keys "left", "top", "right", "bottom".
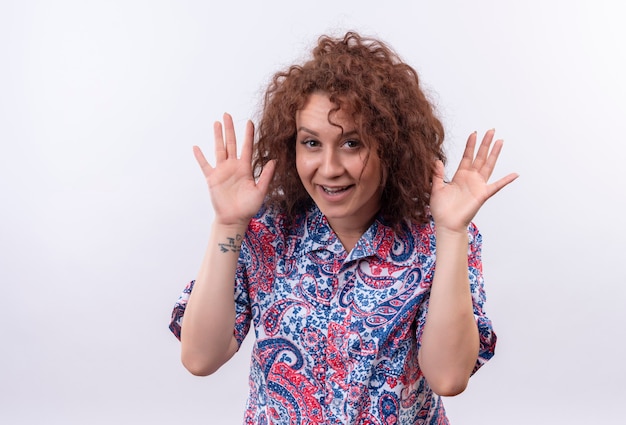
{"left": 168, "top": 280, "right": 195, "bottom": 341}
{"left": 167, "top": 240, "right": 254, "bottom": 346}
{"left": 233, "top": 241, "right": 253, "bottom": 346}
{"left": 467, "top": 223, "right": 497, "bottom": 374}
{"left": 414, "top": 222, "right": 497, "bottom": 375}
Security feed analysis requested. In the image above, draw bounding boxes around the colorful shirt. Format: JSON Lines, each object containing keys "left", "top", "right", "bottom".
{"left": 170, "top": 204, "right": 496, "bottom": 424}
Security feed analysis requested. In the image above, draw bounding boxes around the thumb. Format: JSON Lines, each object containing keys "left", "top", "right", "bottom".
{"left": 431, "top": 160, "right": 446, "bottom": 192}
{"left": 256, "top": 160, "right": 276, "bottom": 193}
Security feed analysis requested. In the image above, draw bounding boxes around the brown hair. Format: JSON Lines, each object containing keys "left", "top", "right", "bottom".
{"left": 253, "top": 31, "right": 445, "bottom": 228}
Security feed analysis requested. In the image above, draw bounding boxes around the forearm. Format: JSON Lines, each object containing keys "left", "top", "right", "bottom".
{"left": 418, "top": 228, "right": 479, "bottom": 396}
{"left": 180, "top": 222, "right": 248, "bottom": 376}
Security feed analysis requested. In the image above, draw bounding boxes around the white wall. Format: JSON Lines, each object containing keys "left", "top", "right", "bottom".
{"left": 1, "top": 0, "right": 624, "bottom": 423}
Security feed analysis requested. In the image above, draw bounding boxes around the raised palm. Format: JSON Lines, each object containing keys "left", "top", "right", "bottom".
{"left": 430, "top": 130, "right": 518, "bottom": 233}
{"left": 193, "top": 113, "right": 275, "bottom": 226}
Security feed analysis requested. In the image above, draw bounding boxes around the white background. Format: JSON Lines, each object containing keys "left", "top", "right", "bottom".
{"left": 1, "top": 1, "right": 625, "bottom": 424}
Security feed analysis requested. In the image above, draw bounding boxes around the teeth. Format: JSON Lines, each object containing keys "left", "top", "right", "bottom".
{"left": 323, "top": 186, "right": 348, "bottom": 194}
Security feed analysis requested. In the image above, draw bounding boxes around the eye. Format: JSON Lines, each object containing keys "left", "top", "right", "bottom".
{"left": 343, "top": 139, "right": 361, "bottom": 149}
{"left": 300, "top": 139, "right": 320, "bottom": 148}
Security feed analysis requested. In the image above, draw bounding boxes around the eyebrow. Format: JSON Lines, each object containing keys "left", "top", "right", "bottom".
{"left": 297, "top": 126, "right": 319, "bottom": 136}
{"left": 297, "top": 126, "right": 359, "bottom": 138}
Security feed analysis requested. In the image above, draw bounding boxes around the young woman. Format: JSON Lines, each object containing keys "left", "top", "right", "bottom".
{"left": 170, "top": 32, "right": 517, "bottom": 424}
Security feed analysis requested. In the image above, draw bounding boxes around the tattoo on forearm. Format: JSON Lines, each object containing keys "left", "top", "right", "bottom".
{"left": 218, "top": 234, "right": 243, "bottom": 253}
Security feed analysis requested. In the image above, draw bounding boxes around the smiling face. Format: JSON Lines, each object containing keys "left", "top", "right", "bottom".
{"left": 295, "top": 93, "right": 384, "bottom": 241}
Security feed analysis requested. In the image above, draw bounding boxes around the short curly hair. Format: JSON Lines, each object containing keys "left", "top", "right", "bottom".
{"left": 253, "top": 31, "right": 445, "bottom": 228}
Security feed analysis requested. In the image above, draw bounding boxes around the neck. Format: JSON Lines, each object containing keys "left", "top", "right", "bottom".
{"left": 327, "top": 217, "right": 374, "bottom": 252}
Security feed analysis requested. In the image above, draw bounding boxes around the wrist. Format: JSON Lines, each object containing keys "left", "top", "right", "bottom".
{"left": 210, "top": 222, "right": 250, "bottom": 253}
{"left": 213, "top": 214, "right": 252, "bottom": 229}
{"left": 434, "top": 226, "right": 470, "bottom": 256}
{"left": 435, "top": 225, "right": 469, "bottom": 240}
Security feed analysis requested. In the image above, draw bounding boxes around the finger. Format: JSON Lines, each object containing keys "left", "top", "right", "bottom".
{"left": 472, "top": 129, "right": 495, "bottom": 170}
{"left": 458, "top": 131, "right": 478, "bottom": 170}
{"left": 479, "top": 138, "right": 504, "bottom": 180}
{"left": 223, "top": 113, "right": 238, "bottom": 159}
{"left": 484, "top": 172, "right": 519, "bottom": 199}
{"left": 239, "top": 120, "right": 254, "bottom": 165}
{"left": 214, "top": 121, "right": 226, "bottom": 162}
{"left": 193, "top": 145, "right": 214, "bottom": 178}
{"left": 430, "top": 159, "right": 446, "bottom": 193}
{"left": 255, "top": 159, "right": 276, "bottom": 194}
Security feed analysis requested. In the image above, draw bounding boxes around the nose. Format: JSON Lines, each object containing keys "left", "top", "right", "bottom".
{"left": 319, "top": 147, "right": 344, "bottom": 178}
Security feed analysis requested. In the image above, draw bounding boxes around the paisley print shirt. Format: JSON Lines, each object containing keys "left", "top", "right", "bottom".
{"left": 170, "top": 204, "right": 496, "bottom": 424}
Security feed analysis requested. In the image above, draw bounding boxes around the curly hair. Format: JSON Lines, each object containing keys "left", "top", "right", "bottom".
{"left": 253, "top": 31, "right": 446, "bottom": 228}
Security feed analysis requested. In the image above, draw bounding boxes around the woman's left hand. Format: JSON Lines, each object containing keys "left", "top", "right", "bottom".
{"left": 429, "top": 129, "right": 518, "bottom": 234}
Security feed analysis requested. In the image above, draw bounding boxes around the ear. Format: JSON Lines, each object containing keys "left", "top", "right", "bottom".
{"left": 379, "top": 162, "right": 388, "bottom": 188}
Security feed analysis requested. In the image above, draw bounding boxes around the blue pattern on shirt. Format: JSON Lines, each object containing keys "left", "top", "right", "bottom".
{"left": 170, "top": 204, "right": 496, "bottom": 424}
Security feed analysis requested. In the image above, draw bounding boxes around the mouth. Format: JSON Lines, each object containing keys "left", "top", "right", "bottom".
{"left": 320, "top": 185, "right": 353, "bottom": 195}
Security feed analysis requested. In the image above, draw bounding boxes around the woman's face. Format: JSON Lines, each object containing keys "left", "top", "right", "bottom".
{"left": 295, "top": 93, "right": 384, "bottom": 235}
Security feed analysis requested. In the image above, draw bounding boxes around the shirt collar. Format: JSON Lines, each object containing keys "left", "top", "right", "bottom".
{"left": 290, "top": 205, "right": 395, "bottom": 262}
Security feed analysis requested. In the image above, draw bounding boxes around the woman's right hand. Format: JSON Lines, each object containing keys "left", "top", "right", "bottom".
{"left": 193, "top": 113, "right": 276, "bottom": 227}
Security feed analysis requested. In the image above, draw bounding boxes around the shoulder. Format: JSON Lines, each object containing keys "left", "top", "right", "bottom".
{"left": 391, "top": 217, "right": 482, "bottom": 256}
{"left": 399, "top": 215, "right": 437, "bottom": 243}
{"left": 248, "top": 204, "right": 307, "bottom": 236}
{"left": 249, "top": 204, "right": 283, "bottom": 231}
{"left": 402, "top": 215, "right": 481, "bottom": 241}
{"left": 243, "top": 204, "right": 308, "bottom": 252}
